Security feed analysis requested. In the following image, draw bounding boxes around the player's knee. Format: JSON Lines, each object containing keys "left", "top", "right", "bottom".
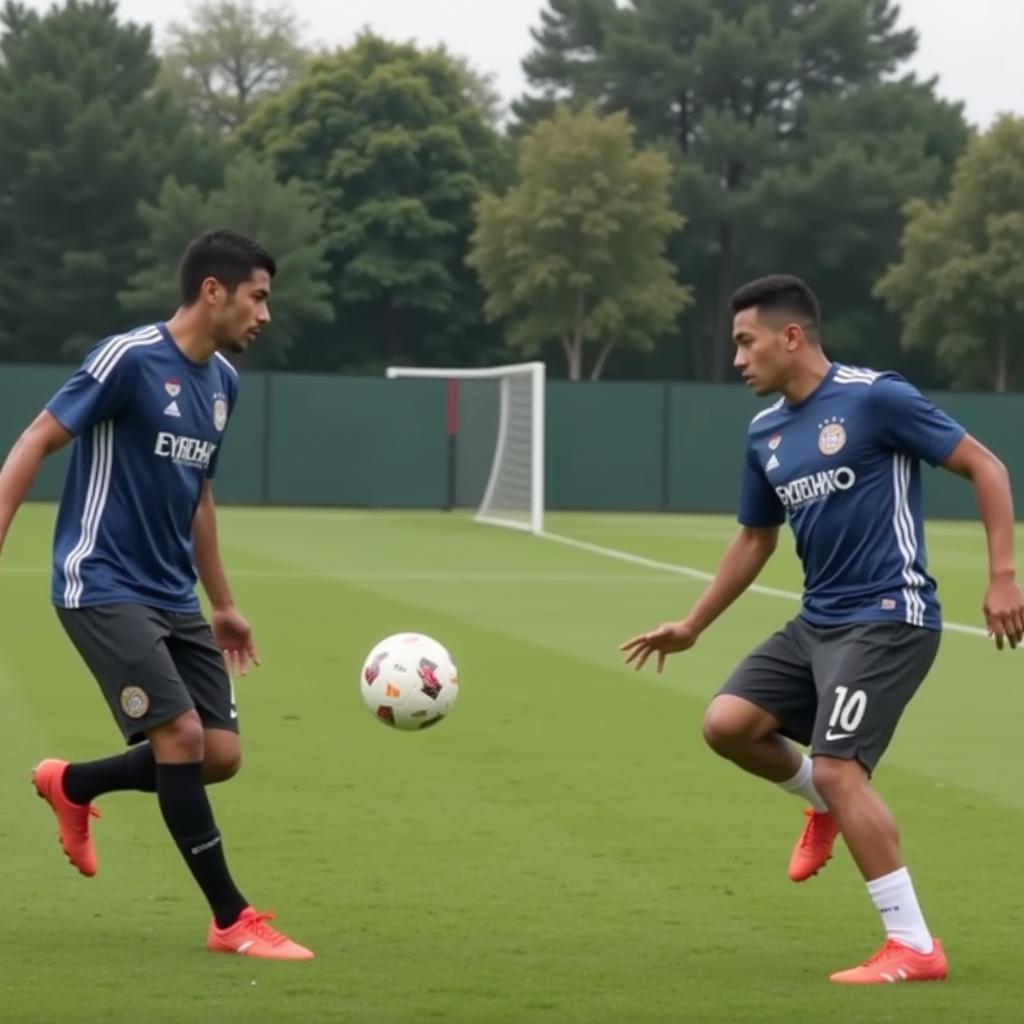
{"left": 702, "top": 696, "right": 767, "bottom": 757}
{"left": 148, "top": 710, "right": 205, "bottom": 762}
{"left": 702, "top": 706, "right": 745, "bottom": 757}
{"left": 205, "top": 749, "right": 241, "bottom": 784}
{"left": 811, "top": 756, "right": 866, "bottom": 805}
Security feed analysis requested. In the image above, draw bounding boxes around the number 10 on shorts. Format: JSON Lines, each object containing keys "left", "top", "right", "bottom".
{"left": 829, "top": 685, "right": 868, "bottom": 734}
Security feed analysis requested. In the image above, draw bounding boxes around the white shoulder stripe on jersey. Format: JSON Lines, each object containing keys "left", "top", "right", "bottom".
{"left": 91, "top": 331, "right": 162, "bottom": 385}
{"left": 62, "top": 421, "right": 115, "bottom": 608}
{"left": 214, "top": 351, "right": 239, "bottom": 377}
{"left": 750, "top": 397, "right": 784, "bottom": 424}
{"left": 835, "top": 372, "right": 878, "bottom": 382}
{"left": 836, "top": 363, "right": 880, "bottom": 377}
{"left": 87, "top": 325, "right": 160, "bottom": 376}
{"left": 834, "top": 365, "right": 880, "bottom": 385}
{"left": 85, "top": 326, "right": 154, "bottom": 375}
{"left": 91, "top": 334, "right": 163, "bottom": 384}
{"left": 88, "top": 326, "right": 162, "bottom": 382}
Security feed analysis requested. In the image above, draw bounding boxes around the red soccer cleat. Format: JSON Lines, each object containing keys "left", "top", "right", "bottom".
{"left": 830, "top": 938, "right": 948, "bottom": 984}
{"left": 207, "top": 907, "right": 315, "bottom": 961}
{"left": 788, "top": 808, "right": 840, "bottom": 882}
{"left": 32, "top": 758, "right": 100, "bottom": 877}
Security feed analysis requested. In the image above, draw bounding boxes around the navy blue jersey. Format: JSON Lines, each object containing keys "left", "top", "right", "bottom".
{"left": 46, "top": 323, "right": 238, "bottom": 611}
{"left": 739, "top": 364, "right": 965, "bottom": 630}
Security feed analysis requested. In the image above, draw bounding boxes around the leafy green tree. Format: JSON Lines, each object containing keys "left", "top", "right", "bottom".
{"left": 877, "top": 116, "right": 1024, "bottom": 392}
{"left": 469, "top": 105, "right": 689, "bottom": 380}
{"left": 0, "top": 0, "right": 222, "bottom": 362}
{"left": 157, "top": 0, "right": 308, "bottom": 133}
{"left": 119, "top": 156, "right": 334, "bottom": 367}
{"left": 239, "top": 33, "right": 508, "bottom": 371}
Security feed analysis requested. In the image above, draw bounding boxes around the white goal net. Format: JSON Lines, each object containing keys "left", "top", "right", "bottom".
{"left": 385, "top": 361, "right": 545, "bottom": 534}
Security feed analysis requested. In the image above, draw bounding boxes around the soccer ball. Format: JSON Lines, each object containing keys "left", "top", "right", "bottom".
{"left": 360, "top": 632, "right": 459, "bottom": 731}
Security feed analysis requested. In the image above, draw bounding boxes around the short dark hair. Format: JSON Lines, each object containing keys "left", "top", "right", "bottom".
{"left": 730, "top": 274, "right": 821, "bottom": 330}
{"left": 178, "top": 229, "right": 276, "bottom": 304}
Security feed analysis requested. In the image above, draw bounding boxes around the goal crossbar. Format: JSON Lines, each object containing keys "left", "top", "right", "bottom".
{"left": 385, "top": 362, "right": 542, "bottom": 381}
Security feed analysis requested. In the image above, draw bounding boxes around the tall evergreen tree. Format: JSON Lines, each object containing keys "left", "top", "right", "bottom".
{"left": 0, "top": 0, "right": 222, "bottom": 361}
{"left": 121, "top": 156, "right": 334, "bottom": 368}
{"left": 516, "top": 0, "right": 968, "bottom": 382}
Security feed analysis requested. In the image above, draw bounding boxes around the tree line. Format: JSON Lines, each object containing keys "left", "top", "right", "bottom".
{"left": 0, "top": 0, "right": 1021, "bottom": 389}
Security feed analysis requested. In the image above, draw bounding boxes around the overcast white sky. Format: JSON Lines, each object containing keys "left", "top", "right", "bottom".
{"left": 22, "top": 0, "right": 1024, "bottom": 128}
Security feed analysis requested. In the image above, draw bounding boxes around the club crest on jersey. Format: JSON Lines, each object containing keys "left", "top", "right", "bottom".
{"left": 164, "top": 379, "right": 181, "bottom": 398}
{"left": 768, "top": 434, "right": 782, "bottom": 451}
{"left": 818, "top": 418, "right": 847, "bottom": 456}
{"left": 212, "top": 397, "right": 228, "bottom": 432}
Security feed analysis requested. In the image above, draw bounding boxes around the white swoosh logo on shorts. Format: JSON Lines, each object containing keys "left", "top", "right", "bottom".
{"left": 825, "top": 729, "right": 854, "bottom": 741}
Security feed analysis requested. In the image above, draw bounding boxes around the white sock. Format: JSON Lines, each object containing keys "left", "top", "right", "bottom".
{"left": 777, "top": 755, "right": 828, "bottom": 812}
{"left": 867, "top": 867, "right": 934, "bottom": 954}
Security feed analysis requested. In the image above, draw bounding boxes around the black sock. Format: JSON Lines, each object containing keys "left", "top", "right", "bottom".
{"left": 63, "top": 744, "right": 158, "bottom": 803}
{"left": 156, "top": 762, "right": 248, "bottom": 929}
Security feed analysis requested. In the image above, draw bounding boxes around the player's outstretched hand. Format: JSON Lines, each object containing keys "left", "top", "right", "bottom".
{"left": 983, "top": 575, "right": 1024, "bottom": 651}
{"left": 619, "top": 620, "right": 699, "bottom": 673}
{"left": 212, "top": 605, "right": 261, "bottom": 676}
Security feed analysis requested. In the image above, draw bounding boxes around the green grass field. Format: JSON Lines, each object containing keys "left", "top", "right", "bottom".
{"left": 2, "top": 505, "right": 1021, "bottom": 1024}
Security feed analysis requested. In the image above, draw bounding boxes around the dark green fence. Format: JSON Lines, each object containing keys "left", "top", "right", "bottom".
{"left": 0, "top": 364, "right": 1017, "bottom": 519}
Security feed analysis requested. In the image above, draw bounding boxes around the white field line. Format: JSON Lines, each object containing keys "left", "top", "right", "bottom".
{"left": 0, "top": 567, "right": 718, "bottom": 584}
{"left": 540, "top": 531, "right": 992, "bottom": 640}
{"left": 7, "top": 528, "right": 995, "bottom": 641}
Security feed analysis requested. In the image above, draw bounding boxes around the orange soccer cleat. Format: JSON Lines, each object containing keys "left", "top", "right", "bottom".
{"left": 207, "top": 907, "right": 315, "bottom": 961}
{"left": 32, "top": 758, "right": 100, "bottom": 877}
{"left": 830, "top": 938, "right": 948, "bottom": 984}
{"left": 788, "top": 808, "right": 840, "bottom": 882}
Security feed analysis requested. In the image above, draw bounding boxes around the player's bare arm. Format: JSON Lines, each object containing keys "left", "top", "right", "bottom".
{"left": 620, "top": 524, "right": 780, "bottom": 672}
{"left": 942, "top": 433, "right": 1024, "bottom": 649}
{"left": 192, "top": 479, "right": 259, "bottom": 675}
{"left": 0, "top": 410, "right": 72, "bottom": 552}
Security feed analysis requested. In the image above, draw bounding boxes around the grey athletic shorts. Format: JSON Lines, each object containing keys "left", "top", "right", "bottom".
{"left": 718, "top": 618, "right": 940, "bottom": 771}
{"left": 56, "top": 603, "right": 238, "bottom": 745}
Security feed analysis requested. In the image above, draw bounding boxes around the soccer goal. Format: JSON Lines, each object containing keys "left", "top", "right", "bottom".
{"left": 385, "top": 361, "right": 545, "bottom": 535}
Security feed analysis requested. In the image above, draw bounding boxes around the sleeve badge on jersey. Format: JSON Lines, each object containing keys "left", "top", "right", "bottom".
{"left": 818, "top": 418, "right": 847, "bottom": 456}
{"left": 120, "top": 686, "right": 150, "bottom": 719}
{"left": 212, "top": 397, "right": 228, "bottom": 432}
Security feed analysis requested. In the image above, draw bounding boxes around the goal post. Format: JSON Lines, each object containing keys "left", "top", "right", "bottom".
{"left": 385, "top": 361, "right": 546, "bottom": 535}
